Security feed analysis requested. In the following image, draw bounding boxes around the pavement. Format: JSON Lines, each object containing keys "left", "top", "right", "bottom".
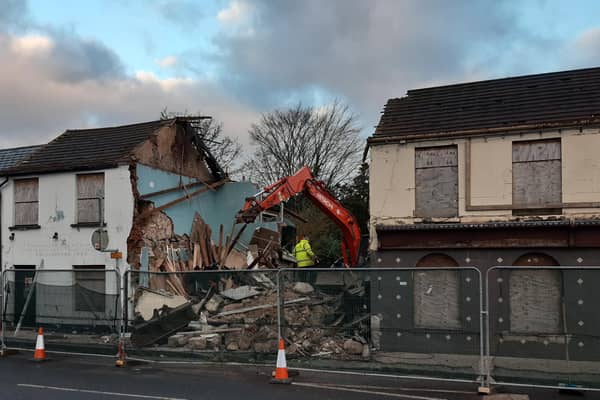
{"left": 0, "top": 350, "right": 599, "bottom": 400}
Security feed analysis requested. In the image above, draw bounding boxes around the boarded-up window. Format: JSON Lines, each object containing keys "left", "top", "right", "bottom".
{"left": 14, "top": 178, "right": 39, "bottom": 226}
{"left": 77, "top": 173, "right": 104, "bottom": 224}
{"left": 414, "top": 254, "right": 461, "bottom": 330}
{"left": 512, "top": 140, "right": 561, "bottom": 208}
{"left": 509, "top": 269, "right": 562, "bottom": 333}
{"left": 415, "top": 146, "right": 458, "bottom": 218}
{"left": 74, "top": 265, "right": 105, "bottom": 312}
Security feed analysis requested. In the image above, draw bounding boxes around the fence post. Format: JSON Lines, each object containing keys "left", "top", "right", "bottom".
{"left": 276, "top": 268, "right": 283, "bottom": 341}
{"left": 478, "top": 268, "right": 491, "bottom": 393}
{"left": 0, "top": 269, "right": 5, "bottom": 352}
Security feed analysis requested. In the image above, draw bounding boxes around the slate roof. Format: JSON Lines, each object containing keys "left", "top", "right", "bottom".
{"left": 1, "top": 119, "right": 173, "bottom": 176}
{"left": 373, "top": 67, "right": 600, "bottom": 140}
{"left": 0, "top": 145, "right": 43, "bottom": 172}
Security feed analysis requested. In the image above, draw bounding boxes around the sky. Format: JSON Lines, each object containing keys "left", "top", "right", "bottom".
{"left": 1, "top": 0, "right": 600, "bottom": 149}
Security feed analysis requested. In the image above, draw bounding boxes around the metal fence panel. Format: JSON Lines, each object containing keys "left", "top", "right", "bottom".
{"left": 125, "top": 270, "right": 280, "bottom": 355}
{"left": 486, "top": 266, "right": 600, "bottom": 390}
{"left": 277, "top": 267, "right": 484, "bottom": 382}
{"left": 1, "top": 268, "right": 121, "bottom": 349}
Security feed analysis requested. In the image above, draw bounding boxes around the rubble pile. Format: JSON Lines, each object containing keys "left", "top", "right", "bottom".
{"left": 128, "top": 205, "right": 291, "bottom": 298}
{"left": 132, "top": 272, "right": 370, "bottom": 359}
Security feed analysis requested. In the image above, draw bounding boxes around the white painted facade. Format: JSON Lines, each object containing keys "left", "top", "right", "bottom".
{"left": 2, "top": 165, "right": 134, "bottom": 272}
{"left": 1, "top": 165, "right": 134, "bottom": 327}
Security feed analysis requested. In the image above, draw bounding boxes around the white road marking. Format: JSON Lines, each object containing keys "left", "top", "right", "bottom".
{"left": 17, "top": 384, "right": 189, "bottom": 400}
{"left": 292, "top": 382, "right": 448, "bottom": 400}
{"left": 329, "top": 383, "right": 473, "bottom": 395}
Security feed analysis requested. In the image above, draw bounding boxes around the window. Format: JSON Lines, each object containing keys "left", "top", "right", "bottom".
{"left": 415, "top": 146, "right": 458, "bottom": 218}
{"left": 74, "top": 265, "right": 105, "bottom": 312}
{"left": 14, "top": 178, "right": 39, "bottom": 226}
{"left": 512, "top": 139, "right": 561, "bottom": 211}
{"left": 76, "top": 173, "right": 104, "bottom": 224}
{"left": 413, "top": 254, "right": 461, "bottom": 330}
{"left": 509, "top": 253, "right": 562, "bottom": 334}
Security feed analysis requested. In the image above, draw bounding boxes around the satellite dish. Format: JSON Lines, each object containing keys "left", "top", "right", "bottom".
{"left": 91, "top": 229, "right": 109, "bottom": 251}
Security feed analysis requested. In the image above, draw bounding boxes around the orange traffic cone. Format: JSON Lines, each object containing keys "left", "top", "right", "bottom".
{"left": 115, "top": 341, "right": 126, "bottom": 367}
{"left": 33, "top": 327, "right": 46, "bottom": 362}
{"left": 270, "top": 338, "right": 291, "bottom": 384}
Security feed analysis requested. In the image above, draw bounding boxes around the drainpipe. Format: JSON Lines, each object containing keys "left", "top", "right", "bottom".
{"left": 0, "top": 177, "right": 9, "bottom": 273}
{"left": 0, "top": 177, "right": 9, "bottom": 350}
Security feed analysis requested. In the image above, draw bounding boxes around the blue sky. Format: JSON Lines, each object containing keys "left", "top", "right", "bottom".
{"left": 1, "top": 0, "right": 600, "bottom": 148}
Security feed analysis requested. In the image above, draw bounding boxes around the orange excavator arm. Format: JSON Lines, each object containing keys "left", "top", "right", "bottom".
{"left": 237, "top": 166, "right": 361, "bottom": 267}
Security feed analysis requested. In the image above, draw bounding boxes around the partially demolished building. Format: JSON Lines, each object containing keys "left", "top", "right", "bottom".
{"left": 0, "top": 118, "right": 282, "bottom": 331}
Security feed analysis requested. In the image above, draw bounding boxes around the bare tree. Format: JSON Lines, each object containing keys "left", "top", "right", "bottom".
{"left": 161, "top": 108, "right": 242, "bottom": 173}
{"left": 243, "top": 101, "right": 363, "bottom": 188}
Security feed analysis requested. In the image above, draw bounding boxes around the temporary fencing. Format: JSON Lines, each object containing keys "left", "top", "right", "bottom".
{"left": 3, "top": 264, "right": 600, "bottom": 393}
{"left": 277, "top": 267, "right": 485, "bottom": 384}
{"left": 485, "top": 266, "right": 600, "bottom": 391}
{"left": 125, "top": 269, "right": 280, "bottom": 354}
{"left": 1, "top": 268, "right": 121, "bottom": 349}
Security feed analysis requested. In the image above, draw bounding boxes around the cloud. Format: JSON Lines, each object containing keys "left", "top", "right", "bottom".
{"left": 217, "top": 1, "right": 251, "bottom": 25}
{"left": 208, "top": 1, "right": 533, "bottom": 133}
{"left": 0, "top": 31, "right": 260, "bottom": 148}
{"left": 10, "top": 34, "right": 53, "bottom": 54}
{"left": 566, "top": 27, "right": 600, "bottom": 67}
{"left": 156, "top": 55, "right": 178, "bottom": 68}
{"left": 156, "top": 0, "right": 203, "bottom": 30}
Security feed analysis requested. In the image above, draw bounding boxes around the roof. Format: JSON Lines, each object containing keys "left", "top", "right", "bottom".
{"left": 0, "top": 145, "right": 42, "bottom": 172}
{"left": 1, "top": 119, "right": 174, "bottom": 176}
{"left": 373, "top": 66, "right": 600, "bottom": 140}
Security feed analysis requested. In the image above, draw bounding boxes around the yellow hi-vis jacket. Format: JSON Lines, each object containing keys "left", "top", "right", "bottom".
{"left": 293, "top": 239, "right": 315, "bottom": 268}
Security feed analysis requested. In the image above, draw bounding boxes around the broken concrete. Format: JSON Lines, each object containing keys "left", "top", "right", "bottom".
{"left": 220, "top": 286, "right": 260, "bottom": 301}
{"left": 292, "top": 282, "right": 314, "bottom": 295}
{"left": 344, "top": 339, "right": 364, "bottom": 355}
{"left": 205, "top": 295, "right": 224, "bottom": 314}
{"left": 135, "top": 289, "right": 188, "bottom": 321}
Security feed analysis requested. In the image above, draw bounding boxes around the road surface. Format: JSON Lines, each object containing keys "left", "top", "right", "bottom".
{"left": 0, "top": 350, "right": 597, "bottom": 400}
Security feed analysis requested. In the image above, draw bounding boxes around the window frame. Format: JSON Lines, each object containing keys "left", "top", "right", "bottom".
{"left": 73, "top": 265, "right": 106, "bottom": 313}
{"left": 13, "top": 178, "right": 40, "bottom": 228}
{"left": 75, "top": 173, "right": 105, "bottom": 226}
{"left": 414, "top": 145, "right": 459, "bottom": 218}
{"left": 511, "top": 138, "right": 562, "bottom": 213}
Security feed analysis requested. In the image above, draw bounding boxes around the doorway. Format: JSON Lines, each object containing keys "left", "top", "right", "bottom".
{"left": 13, "top": 265, "right": 36, "bottom": 327}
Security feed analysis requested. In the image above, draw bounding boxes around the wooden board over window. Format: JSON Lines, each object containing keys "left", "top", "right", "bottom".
{"left": 512, "top": 139, "right": 561, "bottom": 208}
{"left": 509, "top": 269, "right": 562, "bottom": 333}
{"left": 415, "top": 146, "right": 458, "bottom": 218}
{"left": 414, "top": 270, "right": 461, "bottom": 330}
{"left": 77, "top": 173, "right": 104, "bottom": 224}
{"left": 413, "top": 253, "right": 461, "bottom": 330}
{"left": 14, "top": 178, "right": 39, "bottom": 226}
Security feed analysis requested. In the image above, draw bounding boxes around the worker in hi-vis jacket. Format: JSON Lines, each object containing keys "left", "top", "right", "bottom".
{"left": 293, "top": 234, "right": 318, "bottom": 267}
{"left": 293, "top": 234, "right": 318, "bottom": 283}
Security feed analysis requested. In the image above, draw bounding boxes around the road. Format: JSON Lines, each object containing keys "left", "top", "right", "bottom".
{"left": 0, "top": 351, "right": 598, "bottom": 400}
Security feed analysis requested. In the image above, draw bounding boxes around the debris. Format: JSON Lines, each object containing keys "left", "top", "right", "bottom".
{"left": 220, "top": 285, "right": 261, "bottom": 301}
{"left": 205, "top": 295, "right": 224, "bottom": 313}
{"left": 343, "top": 339, "right": 364, "bottom": 355}
{"left": 187, "top": 336, "right": 207, "bottom": 350}
{"left": 135, "top": 289, "right": 188, "bottom": 321}
{"left": 131, "top": 302, "right": 195, "bottom": 347}
{"left": 215, "top": 297, "right": 309, "bottom": 317}
{"left": 292, "top": 282, "right": 314, "bottom": 295}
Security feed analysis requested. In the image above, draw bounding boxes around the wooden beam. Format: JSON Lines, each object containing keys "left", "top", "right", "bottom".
{"left": 154, "top": 179, "right": 227, "bottom": 212}
{"left": 139, "top": 178, "right": 224, "bottom": 200}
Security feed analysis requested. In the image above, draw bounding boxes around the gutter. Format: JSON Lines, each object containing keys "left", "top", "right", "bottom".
{"left": 365, "top": 119, "right": 600, "bottom": 148}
